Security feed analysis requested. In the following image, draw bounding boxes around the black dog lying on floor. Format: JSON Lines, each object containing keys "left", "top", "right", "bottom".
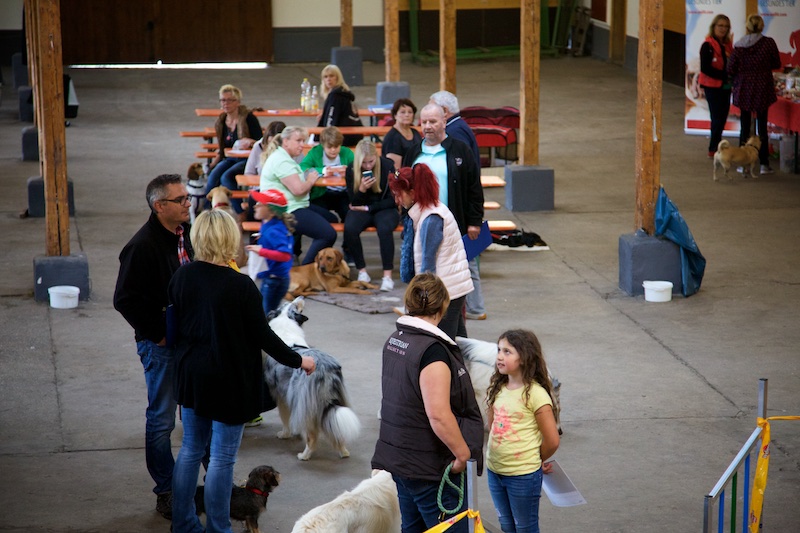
{"left": 195, "top": 465, "right": 280, "bottom": 533}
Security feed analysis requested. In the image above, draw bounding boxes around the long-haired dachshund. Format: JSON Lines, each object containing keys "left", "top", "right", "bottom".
{"left": 195, "top": 465, "right": 280, "bottom": 533}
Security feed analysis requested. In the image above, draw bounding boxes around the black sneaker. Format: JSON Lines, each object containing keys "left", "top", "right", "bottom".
{"left": 156, "top": 491, "right": 173, "bottom": 520}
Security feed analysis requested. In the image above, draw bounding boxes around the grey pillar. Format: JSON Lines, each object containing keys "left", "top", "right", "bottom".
{"left": 504, "top": 165, "right": 555, "bottom": 211}
{"left": 27, "top": 176, "right": 76, "bottom": 217}
{"left": 618, "top": 231, "right": 682, "bottom": 296}
{"left": 376, "top": 82, "right": 411, "bottom": 106}
{"left": 331, "top": 46, "right": 363, "bottom": 86}
{"left": 33, "top": 253, "right": 91, "bottom": 303}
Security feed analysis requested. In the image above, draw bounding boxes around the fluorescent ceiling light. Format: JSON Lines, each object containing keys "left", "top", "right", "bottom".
{"left": 70, "top": 61, "right": 269, "bottom": 70}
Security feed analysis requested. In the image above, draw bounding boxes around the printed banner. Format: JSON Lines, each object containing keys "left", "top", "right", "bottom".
{"left": 760, "top": 0, "right": 800, "bottom": 69}
{"left": 685, "top": 0, "right": 747, "bottom": 135}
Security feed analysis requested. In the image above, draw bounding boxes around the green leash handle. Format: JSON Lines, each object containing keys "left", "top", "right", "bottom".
{"left": 437, "top": 462, "right": 465, "bottom": 515}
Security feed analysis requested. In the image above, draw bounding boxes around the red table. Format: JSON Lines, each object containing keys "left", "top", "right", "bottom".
{"left": 769, "top": 97, "right": 800, "bottom": 132}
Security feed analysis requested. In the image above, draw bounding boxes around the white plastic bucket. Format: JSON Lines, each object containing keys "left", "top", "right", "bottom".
{"left": 642, "top": 281, "right": 673, "bottom": 302}
{"left": 48, "top": 285, "right": 80, "bottom": 309}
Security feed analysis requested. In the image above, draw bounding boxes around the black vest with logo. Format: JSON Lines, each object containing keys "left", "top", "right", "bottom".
{"left": 371, "top": 321, "right": 484, "bottom": 480}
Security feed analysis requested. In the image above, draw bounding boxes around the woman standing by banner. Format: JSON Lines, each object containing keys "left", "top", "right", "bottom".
{"left": 699, "top": 14, "right": 734, "bottom": 158}
{"left": 729, "top": 15, "right": 782, "bottom": 175}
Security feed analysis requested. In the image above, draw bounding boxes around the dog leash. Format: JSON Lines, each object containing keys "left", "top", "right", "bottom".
{"left": 436, "top": 463, "right": 465, "bottom": 519}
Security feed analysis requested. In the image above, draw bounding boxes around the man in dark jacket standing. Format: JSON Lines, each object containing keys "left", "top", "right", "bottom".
{"left": 114, "top": 174, "right": 193, "bottom": 520}
{"left": 404, "top": 104, "right": 486, "bottom": 332}
{"left": 429, "top": 91, "right": 487, "bottom": 320}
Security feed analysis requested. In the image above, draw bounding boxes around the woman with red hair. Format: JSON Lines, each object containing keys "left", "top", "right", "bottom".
{"left": 389, "top": 164, "right": 472, "bottom": 340}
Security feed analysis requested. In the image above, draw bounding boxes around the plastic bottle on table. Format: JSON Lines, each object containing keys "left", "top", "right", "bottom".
{"left": 311, "top": 86, "right": 319, "bottom": 112}
{"left": 300, "top": 78, "right": 311, "bottom": 111}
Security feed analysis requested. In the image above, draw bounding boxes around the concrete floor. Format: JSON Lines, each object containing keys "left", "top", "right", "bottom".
{"left": 1, "top": 56, "right": 799, "bottom": 532}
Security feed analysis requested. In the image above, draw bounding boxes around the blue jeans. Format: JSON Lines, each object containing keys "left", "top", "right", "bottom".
{"left": 206, "top": 158, "right": 247, "bottom": 213}
{"left": 261, "top": 275, "right": 290, "bottom": 314}
{"left": 392, "top": 473, "right": 468, "bottom": 533}
{"left": 487, "top": 468, "right": 543, "bottom": 533}
{"left": 172, "top": 407, "right": 245, "bottom": 533}
{"left": 136, "top": 340, "right": 177, "bottom": 495}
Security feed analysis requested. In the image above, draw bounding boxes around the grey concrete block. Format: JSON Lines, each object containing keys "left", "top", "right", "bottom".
{"left": 12, "top": 52, "right": 28, "bottom": 89}
{"left": 331, "top": 46, "right": 363, "bottom": 86}
{"left": 618, "top": 232, "right": 682, "bottom": 296}
{"left": 22, "top": 126, "right": 39, "bottom": 161}
{"left": 376, "top": 82, "right": 411, "bottom": 106}
{"left": 504, "top": 165, "right": 554, "bottom": 211}
{"left": 27, "top": 176, "right": 75, "bottom": 218}
{"left": 19, "top": 85, "right": 34, "bottom": 122}
{"left": 33, "top": 253, "right": 91, "bottom": 303}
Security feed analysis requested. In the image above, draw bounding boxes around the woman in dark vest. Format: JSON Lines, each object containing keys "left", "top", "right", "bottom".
{"left": 699, "top": 14, "right": 733, "bottom": 158}
{"left": 372, "top": 273, "right": 484, "bottom": 533}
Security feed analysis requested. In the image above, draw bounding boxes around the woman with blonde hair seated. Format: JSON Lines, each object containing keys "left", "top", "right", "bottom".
{"left": 343, "top": 139, "right": 398, "bottom": 292}
{"left": 260, "top": 126, "right": 336, "bottom": 265}
{"left": 205, "top": 84, "right": 261, "bottom": 216}
{"left": 317, "top": 64, "right": 363, "bottom": 147}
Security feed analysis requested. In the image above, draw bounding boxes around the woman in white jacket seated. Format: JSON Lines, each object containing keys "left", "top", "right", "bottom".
{"left": 388, "top": 163, "right": 472, "bottom": 340}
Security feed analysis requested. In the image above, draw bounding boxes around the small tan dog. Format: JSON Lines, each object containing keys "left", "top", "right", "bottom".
{"left": 186, "top": 162, "right": 207, "bottom": 224}
{"left": 713, "top": 136, "right": 761, "bottom": 181}
{"left": 287, "top": 248, "right": 377, "bottom": 298}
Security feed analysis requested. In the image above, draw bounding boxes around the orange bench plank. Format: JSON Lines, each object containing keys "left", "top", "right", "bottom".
{"left": 480, "top": 175, "right": 505, "bottom": 187}
{"left": 243, "top": 219, "right": 511, "bottom": 233}
{"left": 196, "top": 108, "right": 388, "bottom": 118}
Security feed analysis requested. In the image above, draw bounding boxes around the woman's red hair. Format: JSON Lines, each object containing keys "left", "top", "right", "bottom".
{"left": 389, "top": 164, "right": 439, "bottom": 209}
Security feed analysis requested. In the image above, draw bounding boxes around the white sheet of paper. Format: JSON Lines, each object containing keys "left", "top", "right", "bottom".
{"left": 542, "top": 459, "right": 586, "bottom": 507}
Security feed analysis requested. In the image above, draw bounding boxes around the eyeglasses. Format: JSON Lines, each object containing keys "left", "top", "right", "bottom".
{"left": 160, "top": 196, "right": 190, "bottom": 206}
{"left": 219, "top": 98, "right": 238, "bottom": 103}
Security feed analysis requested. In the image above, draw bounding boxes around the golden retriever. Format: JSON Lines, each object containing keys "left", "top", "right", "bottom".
{"left": 287, "top": 248, "right": 377, "bottom": 298}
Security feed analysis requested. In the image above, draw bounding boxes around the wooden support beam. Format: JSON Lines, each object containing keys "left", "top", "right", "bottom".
{"left": 519, "top": 0, "right": 539, "bottom": 165}
{"left": 609, "top": 0, "right": 626, "bottom": 64}
{"left": 439, "top": 0, "right": 456, "bottom": 92}
{"left": 26, "top": 0, "right": 70, "bottom": 256}
{"left": 385, "top": 0, "right": 400, "bottom": 81}
{"left": 341, "top": 0, "right": 353, "bottom": 47}
{"left": 634, "top": 0, "right": 663, "bottom": 235}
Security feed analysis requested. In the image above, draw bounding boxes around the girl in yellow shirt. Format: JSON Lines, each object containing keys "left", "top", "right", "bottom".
{"left": 485, "top": 329, "right": 560, "bottom": 533}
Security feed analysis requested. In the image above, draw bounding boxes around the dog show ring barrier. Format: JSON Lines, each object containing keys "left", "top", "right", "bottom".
{"left": 702, "top": 378, "right": 800, "bottom": 533}
{"left": 420, "top": 459, "right": 501, "bottom": 533}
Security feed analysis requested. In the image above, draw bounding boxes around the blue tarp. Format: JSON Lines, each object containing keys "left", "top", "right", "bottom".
{"left": 654, "top": 187, "right": 706, "bottom": 297}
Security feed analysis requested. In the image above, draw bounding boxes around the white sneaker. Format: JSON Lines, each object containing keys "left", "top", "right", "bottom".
{"left": 380, "top": 277, "right": 394, "bottom": 292}
{"left": 760, "top": 165, "right": 774, "bottom": 175}
{"left": 357, "top": 271, "right": 371, "bottom": 283}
